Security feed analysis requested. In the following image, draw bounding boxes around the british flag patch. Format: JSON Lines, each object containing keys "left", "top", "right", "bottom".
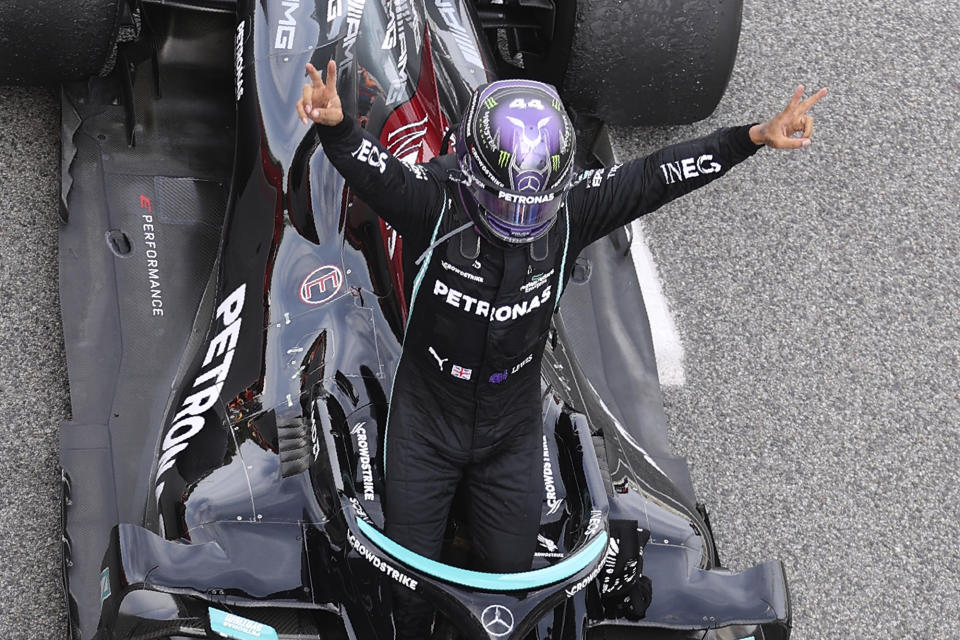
{"left": 451, "top": 365, "right": 472, "bottom": 380}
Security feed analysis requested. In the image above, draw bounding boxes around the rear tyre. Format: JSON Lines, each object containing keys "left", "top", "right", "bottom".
{"left": 529, "top": 0, "right": 743, "bottom": 126}
{"left": 0, "top": 0, "right": 123, "bottom": 84}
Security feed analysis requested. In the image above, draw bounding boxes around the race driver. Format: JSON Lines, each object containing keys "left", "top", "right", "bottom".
{"left": 297, "top": 59, "right": 826, "bottom": 637}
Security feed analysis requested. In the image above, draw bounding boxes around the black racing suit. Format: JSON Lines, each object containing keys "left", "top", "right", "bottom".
{"left": 316, "top": 116, "right": 760, "bottom": 634}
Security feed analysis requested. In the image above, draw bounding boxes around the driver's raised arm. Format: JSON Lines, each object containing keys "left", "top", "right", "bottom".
{"left": 298, "top": 61, "right": 444, "bottom": 239}
{"left": 569, "top": 84, "right": 827, "bottom": 247}
{"left": 568, "top": 124, "right": 763, "bottom": 245}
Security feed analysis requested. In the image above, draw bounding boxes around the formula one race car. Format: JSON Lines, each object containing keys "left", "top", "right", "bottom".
{"left": 0, "top": 0, "right": 789, "bottom": 638}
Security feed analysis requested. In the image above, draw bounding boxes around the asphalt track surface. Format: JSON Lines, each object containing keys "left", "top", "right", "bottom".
{"left": 1, "top": 0, "right": 958, "bottom": 637}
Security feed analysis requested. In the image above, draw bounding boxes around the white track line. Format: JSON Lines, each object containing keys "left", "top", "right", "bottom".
{"left": 629, "top": 219, "right": 686, "bottom": 386}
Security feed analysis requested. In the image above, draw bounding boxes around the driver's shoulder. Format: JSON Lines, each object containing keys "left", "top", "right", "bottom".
{"left": 419, "top": 153, "right": 460, "bottom": 181}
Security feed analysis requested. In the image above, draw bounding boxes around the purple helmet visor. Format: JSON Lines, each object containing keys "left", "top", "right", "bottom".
{"left": 460, "top": 145, "right": 571, "bottom": 241}
{"left": 466, "top": 179, "right": 565, "bottom": 239}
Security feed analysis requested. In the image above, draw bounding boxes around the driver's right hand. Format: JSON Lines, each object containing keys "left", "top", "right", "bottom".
{"left": 297, "top": 60, "right": 343, "bottom": 126}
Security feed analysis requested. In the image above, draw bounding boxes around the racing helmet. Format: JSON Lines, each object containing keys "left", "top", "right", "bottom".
{"left": 456, "top": 80, "right": 576, "bottom": 244}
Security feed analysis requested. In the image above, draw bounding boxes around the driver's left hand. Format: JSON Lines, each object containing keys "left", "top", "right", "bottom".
{"left": 750, "top": 84, "right": 828, "bottom": 149}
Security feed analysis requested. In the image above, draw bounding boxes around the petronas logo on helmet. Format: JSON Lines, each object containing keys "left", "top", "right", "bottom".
{"left": 498, "top": 150, "right": 511, "bottom": 167}
{"left": 484, "top": 97, "right": 498, "bottom": 109}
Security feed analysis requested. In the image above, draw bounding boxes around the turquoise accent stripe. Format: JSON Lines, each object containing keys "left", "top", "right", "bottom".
{"left": 383, "top": 199, "right": 447, "bottom": 470}
{"left": 406, "top": 199, "right": 447, "bottom": 333}
{"left": 99, "top": 568, "right": 110, "bottom": 602}
{"left": 208, "top": 607, "right": 279, "bottom": 640}
{"left": 554, "top": 207, "right": 570, "bottom": 310}
{"left": 356, "top": 516, "right": 608, "bottom": 591}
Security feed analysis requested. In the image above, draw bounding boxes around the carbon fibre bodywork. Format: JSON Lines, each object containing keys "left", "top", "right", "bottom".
{"left": 56, "top": 1, "right": 790, "bottom": 639}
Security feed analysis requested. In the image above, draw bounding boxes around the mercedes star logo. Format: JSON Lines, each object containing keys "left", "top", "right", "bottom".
{"left": 516, "top": 175, "right": 542, "bottom": 192}
{"left": 480, "top": 604, "right": 515, "bottom": 637}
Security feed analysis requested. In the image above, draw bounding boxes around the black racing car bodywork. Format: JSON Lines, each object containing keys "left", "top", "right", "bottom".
{"left": 56, "top": 1, "right": 790, "bottom": 639}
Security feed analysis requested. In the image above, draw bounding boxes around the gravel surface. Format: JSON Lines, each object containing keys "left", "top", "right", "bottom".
{"left": 0, "top": 85, "right": 71, "bottom": 637}
{"left": 611, "top": 1, "right": 960, "bottom": 637}
{"left": 1, "top": 0, "right": 959, "bottom": 638}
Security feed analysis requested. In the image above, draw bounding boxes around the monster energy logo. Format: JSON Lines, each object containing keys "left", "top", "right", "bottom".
{"left": 498, "top": 150, "right": 511, "bottom": 167}
{"left": 484, "top": 97, "right": 498, "bottom": 109}
{"left": 552, "top": 99, "right": 562, "bottom": 111}
{"left": 551, "top": 154, "right": 560, "bottom": 171}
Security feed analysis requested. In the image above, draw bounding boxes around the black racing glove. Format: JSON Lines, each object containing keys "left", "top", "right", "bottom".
{"left": 599, "top": 520, "right": 652, "bottom": 620}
